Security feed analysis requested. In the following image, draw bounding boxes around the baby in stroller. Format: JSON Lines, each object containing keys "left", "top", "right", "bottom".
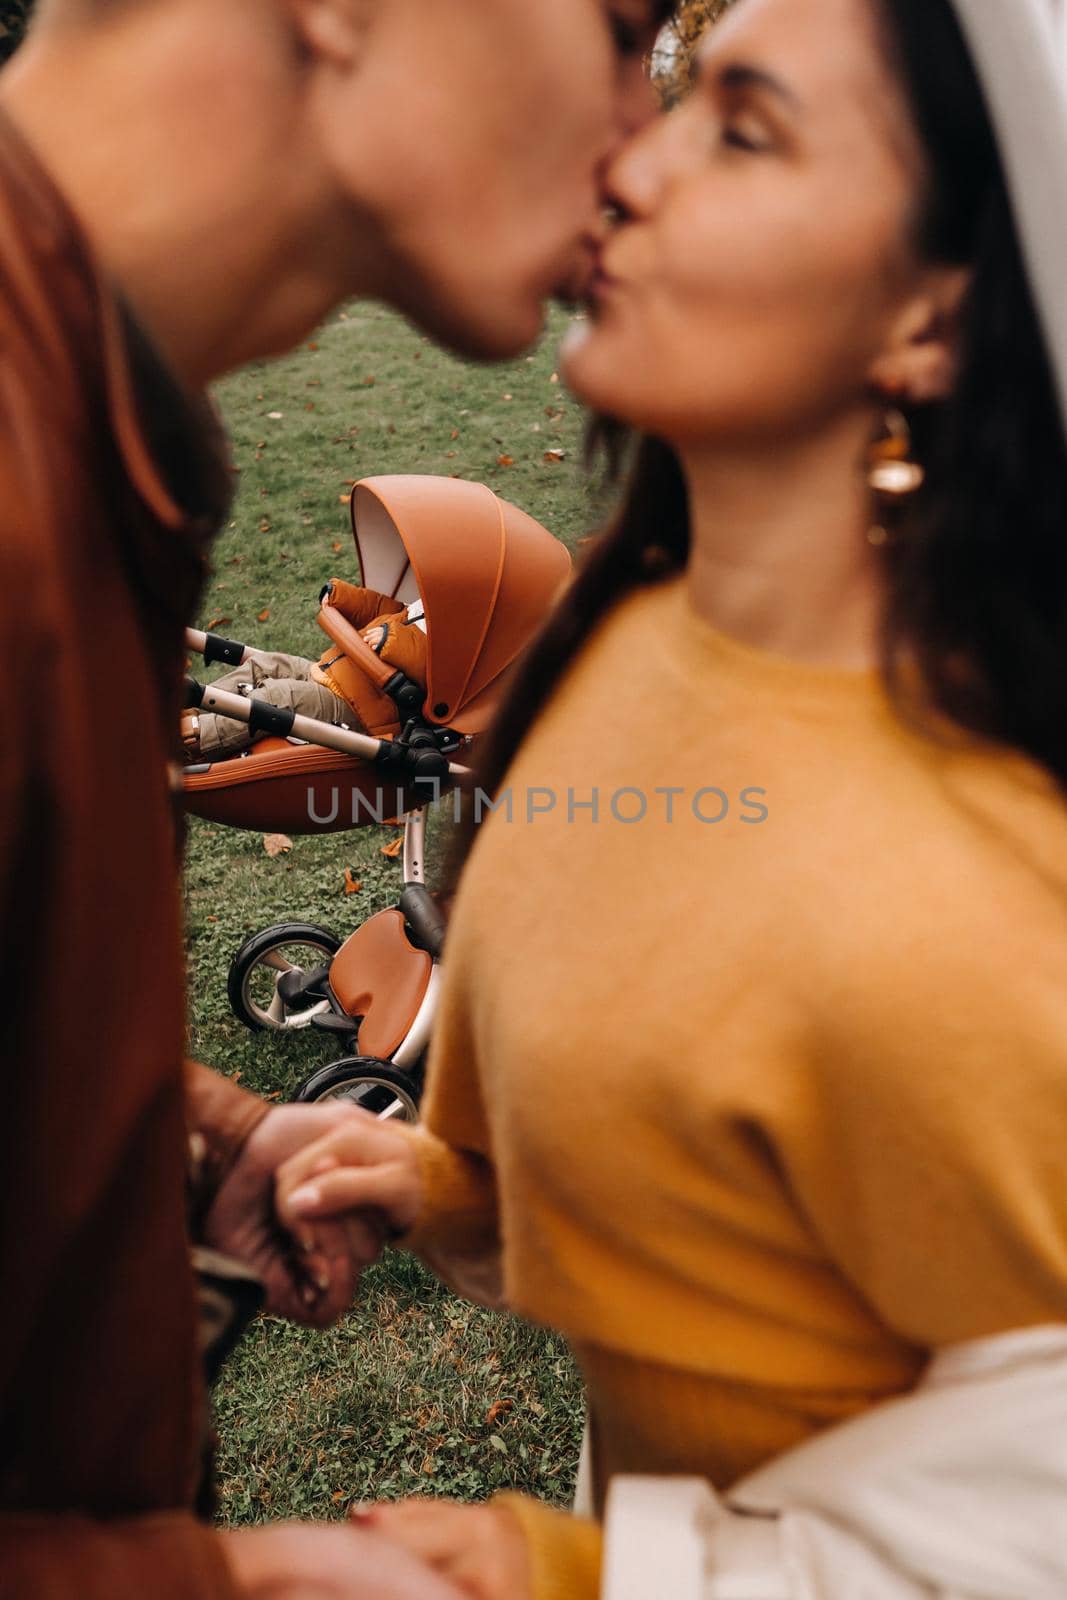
{"left": 182, "top": 580, "right": 429, "bottom": 761}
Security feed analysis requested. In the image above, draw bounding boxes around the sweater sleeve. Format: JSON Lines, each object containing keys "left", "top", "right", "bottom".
{"left": 396, "top": 926, "right": 505, "bottom": 1306}
{"left": 492, "top": 1497, "right": 603, "bottom": 1600}
{"left": 397, "top": 1127, "right": 503, "bottom": 1308}
{"left": 183, "top": 1060, "right": 270, "bottom": 1220}
{"left": 779, "top": 946, "right": 1067, "bottom": 1346}
{"left": 0, "top": 1512, "right": 238, "bottom": 1600}
{"left": 326, "top": 580, "right": 404, "bottom": 630}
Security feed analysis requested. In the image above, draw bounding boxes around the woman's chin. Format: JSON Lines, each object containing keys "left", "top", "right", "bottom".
{"left": 559, "top": 317, "right": 631, "bottom": 416}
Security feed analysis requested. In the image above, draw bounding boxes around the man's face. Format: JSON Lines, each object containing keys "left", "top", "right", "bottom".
{"left": 329, "top": 0, "right": 665, "bottom": 358}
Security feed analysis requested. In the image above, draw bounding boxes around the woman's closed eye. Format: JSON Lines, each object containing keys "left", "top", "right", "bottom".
{"left": 721, "top": 117, "right": 776, "bottom": 155}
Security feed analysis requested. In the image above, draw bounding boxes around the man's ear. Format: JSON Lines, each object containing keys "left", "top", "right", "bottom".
{"left": 869, "top": 266, "right": 972, "bottom": 404}
{"left": 284, "top": 0, "right": 375, "bottom": 68}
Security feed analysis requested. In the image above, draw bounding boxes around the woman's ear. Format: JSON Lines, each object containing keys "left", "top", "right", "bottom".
{"left": 284, "top": 0, "right": 374, "bottom": 68}
{"left": 869, "top": 265, "right": 972, "bottom": 404}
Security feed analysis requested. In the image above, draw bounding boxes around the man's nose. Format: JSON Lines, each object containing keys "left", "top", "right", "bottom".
{"left": 617, "top": 59, "right": 661, "bottom": 140}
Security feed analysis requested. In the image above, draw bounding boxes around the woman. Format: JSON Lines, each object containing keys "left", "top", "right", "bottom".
{"left": 277, "top": 0, "right": 1067, "bottom": 1594}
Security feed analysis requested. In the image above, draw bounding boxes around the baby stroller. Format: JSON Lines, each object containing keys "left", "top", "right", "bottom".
{"left": 184, "top": 475, "right": 571, "bottom": 1120}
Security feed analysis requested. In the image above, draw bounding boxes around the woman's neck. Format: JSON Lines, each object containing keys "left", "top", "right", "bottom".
{"left": 678, "top": 414, "right": 888, "bottom": 670}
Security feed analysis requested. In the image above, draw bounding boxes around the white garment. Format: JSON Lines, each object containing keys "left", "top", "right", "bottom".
{"left": 601, "top": 1326, "right": 1067, "bottom": 1600}
{"left": 949, "top": 0, "right": 1067, "bottom": 428}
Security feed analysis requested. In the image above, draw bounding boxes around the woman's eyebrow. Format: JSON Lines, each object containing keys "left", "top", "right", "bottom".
{"left": 700, "top": 59, "right": 804, "bottom": 114}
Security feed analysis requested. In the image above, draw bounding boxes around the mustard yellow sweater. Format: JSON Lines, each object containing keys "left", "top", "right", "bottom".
{"left": 403, "top": 573, "right": 1067, "bottom": 1600}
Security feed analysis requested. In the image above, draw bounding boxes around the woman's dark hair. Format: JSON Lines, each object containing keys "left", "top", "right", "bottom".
{"left": 451, "top": 0, "right": 1067, "bottom": 876}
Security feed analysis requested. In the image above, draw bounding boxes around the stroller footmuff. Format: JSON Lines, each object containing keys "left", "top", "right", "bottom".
{"left": 185, "top": 474, "right": 571, "bottom": 1119}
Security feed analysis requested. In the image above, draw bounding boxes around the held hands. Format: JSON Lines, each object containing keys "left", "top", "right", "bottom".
{"left": 204, "top": 1104, "right": 394, "bottom": 1328}
{"left": 348, "top": 1501, "right": 534, "bottom": 1600}
{"left": 221, "top": 1521, "right": 467, "bottom": 1600}
{"left": 275, "top": 1108, "right": 425, "bottom": 1243}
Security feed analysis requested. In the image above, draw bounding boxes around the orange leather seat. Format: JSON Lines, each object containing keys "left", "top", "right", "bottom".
{"left": 328, "top": 910, "right": 433, "bottom": 1058}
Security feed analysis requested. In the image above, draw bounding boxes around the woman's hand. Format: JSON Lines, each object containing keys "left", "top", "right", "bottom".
{"left": 221, "top": 1521, "right": 466, "bottom": 1599}
{"left": 348, "top": 1501, "right": 533, "bottom": 1600}
{"left": 275, "top": 1108, "right": 424, "bottom": 1241}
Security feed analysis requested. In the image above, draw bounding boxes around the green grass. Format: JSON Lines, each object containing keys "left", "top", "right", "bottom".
{"left": 190, "top": 304, "right": 606, "bottom": 1523}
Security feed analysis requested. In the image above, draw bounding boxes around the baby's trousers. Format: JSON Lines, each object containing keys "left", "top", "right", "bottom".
{"left": 196, "top": 650, "right": 358, "bottom": 758}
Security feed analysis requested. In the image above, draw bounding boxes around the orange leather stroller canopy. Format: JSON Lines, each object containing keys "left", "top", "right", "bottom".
{"left": 184, "top": 476, "right": 571, "bottom": 834}
{"left": 351, "top": 476, "right": 571, "bottom": 733}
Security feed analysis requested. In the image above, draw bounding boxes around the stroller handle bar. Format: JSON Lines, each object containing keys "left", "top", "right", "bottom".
{"left": 184, "top": 632, "right": 471, "bottom": 781}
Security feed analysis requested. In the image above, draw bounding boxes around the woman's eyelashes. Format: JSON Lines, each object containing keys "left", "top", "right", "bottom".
{"left": 721, "top": 121, "right": 775, "bottom": 153}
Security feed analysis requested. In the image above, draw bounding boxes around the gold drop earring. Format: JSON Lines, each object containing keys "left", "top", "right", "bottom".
{"left": 866, "top": 405, "right": 924, "bottom": 547}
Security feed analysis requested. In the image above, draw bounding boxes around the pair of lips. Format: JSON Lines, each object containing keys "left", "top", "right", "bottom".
{"left": 555, "top": 241, "right": 620, "bottom": 305}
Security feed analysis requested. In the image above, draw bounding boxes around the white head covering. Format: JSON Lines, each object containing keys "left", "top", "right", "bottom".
{"left": 949, "top": 0, "right": 1067, "bottom": 428}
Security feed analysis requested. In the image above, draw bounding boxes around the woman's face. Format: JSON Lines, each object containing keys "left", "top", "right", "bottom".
{"left": 563, "top": 0, "right": 939, "bottom": 443}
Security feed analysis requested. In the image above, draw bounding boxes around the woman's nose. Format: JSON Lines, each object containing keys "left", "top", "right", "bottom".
{"left": 601, "top": 99, "right": 681, "bottom": 223}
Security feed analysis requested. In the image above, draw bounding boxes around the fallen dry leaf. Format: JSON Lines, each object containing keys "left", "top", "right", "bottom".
{"left": 332, "top": 541, "right": 344, "bottom": 553}
{"left": 205, "top": 615, "right": 232, "bottom": 630}
{"left": 340, "top": 494, "right": 352, "bottom": 505}
{"left": 496, "top": 455, "right": 515, "bottom": 468}
{"left": 263, "top": 833, "right": 293, "bottom": 858}
{"left": 486, "top": 1400, "right": 513, "bottom": 1426}
{"left": 257, "top": 608, "right": 271, "bottom": 623}
{"left": 543, "top": 449, "right": 566, "bottom": 465}
{"left": 380, "top": 837, "right": 404, "bottom": 860}
{"left": 450, "top": 429, "right": 460, "bottom": 441}
{"left": 343, "top": 868, "right": 362, "bottom": 895}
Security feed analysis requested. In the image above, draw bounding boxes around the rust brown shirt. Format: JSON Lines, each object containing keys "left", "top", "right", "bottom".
{"left": 0, "top": 107, "right": 261, "bottom": 1597}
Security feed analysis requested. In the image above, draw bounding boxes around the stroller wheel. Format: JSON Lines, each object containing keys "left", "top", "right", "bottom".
{"left": 292, "top": 1057, "right": 422, "bottom": 1123}
{"left": 228, "top": 922, "right": 342, "bottom": 1032}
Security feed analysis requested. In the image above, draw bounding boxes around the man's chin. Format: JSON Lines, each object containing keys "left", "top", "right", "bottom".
{"left": 402, "top": 292, "right": 546, "bottom": 365}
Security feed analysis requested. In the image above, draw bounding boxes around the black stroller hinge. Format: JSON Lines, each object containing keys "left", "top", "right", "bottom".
{"left": 183, "top": 675, "right": 206, "bottom": 709}
{"left": 383, "top": 670, "right": 425, "bottom": 721}
{"left": 399, "top": 885, "right": 446, "bottom": 959}
{"left": 276, "top": 964, "right": 333, "bottom": 1008}
{"left": 202, "top": 632, "right": 247, "bottom": 669}
{"left": 373, "top": 719, "right": 452, "bottom": 786}
{"left": 245, "top": 701, "right": 296, "bottom": 740}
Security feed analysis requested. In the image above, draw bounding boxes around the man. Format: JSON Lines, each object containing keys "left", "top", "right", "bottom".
{"left": 0, "top": 0, "right": 664, "bottom": 1594}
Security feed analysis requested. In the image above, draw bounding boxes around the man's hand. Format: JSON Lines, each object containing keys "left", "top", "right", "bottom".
{"left": 203, "top": 1105, "right": 388, "bottom": 1327}
{"left": 221, "top": 1521, "right": 468, "bottom": 1600}
{"left": 274, "top": 1109, "right": 424, "bottom": 1240}
{"left": 347, "top": 1501, "right": 533, "bottom": 1600}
